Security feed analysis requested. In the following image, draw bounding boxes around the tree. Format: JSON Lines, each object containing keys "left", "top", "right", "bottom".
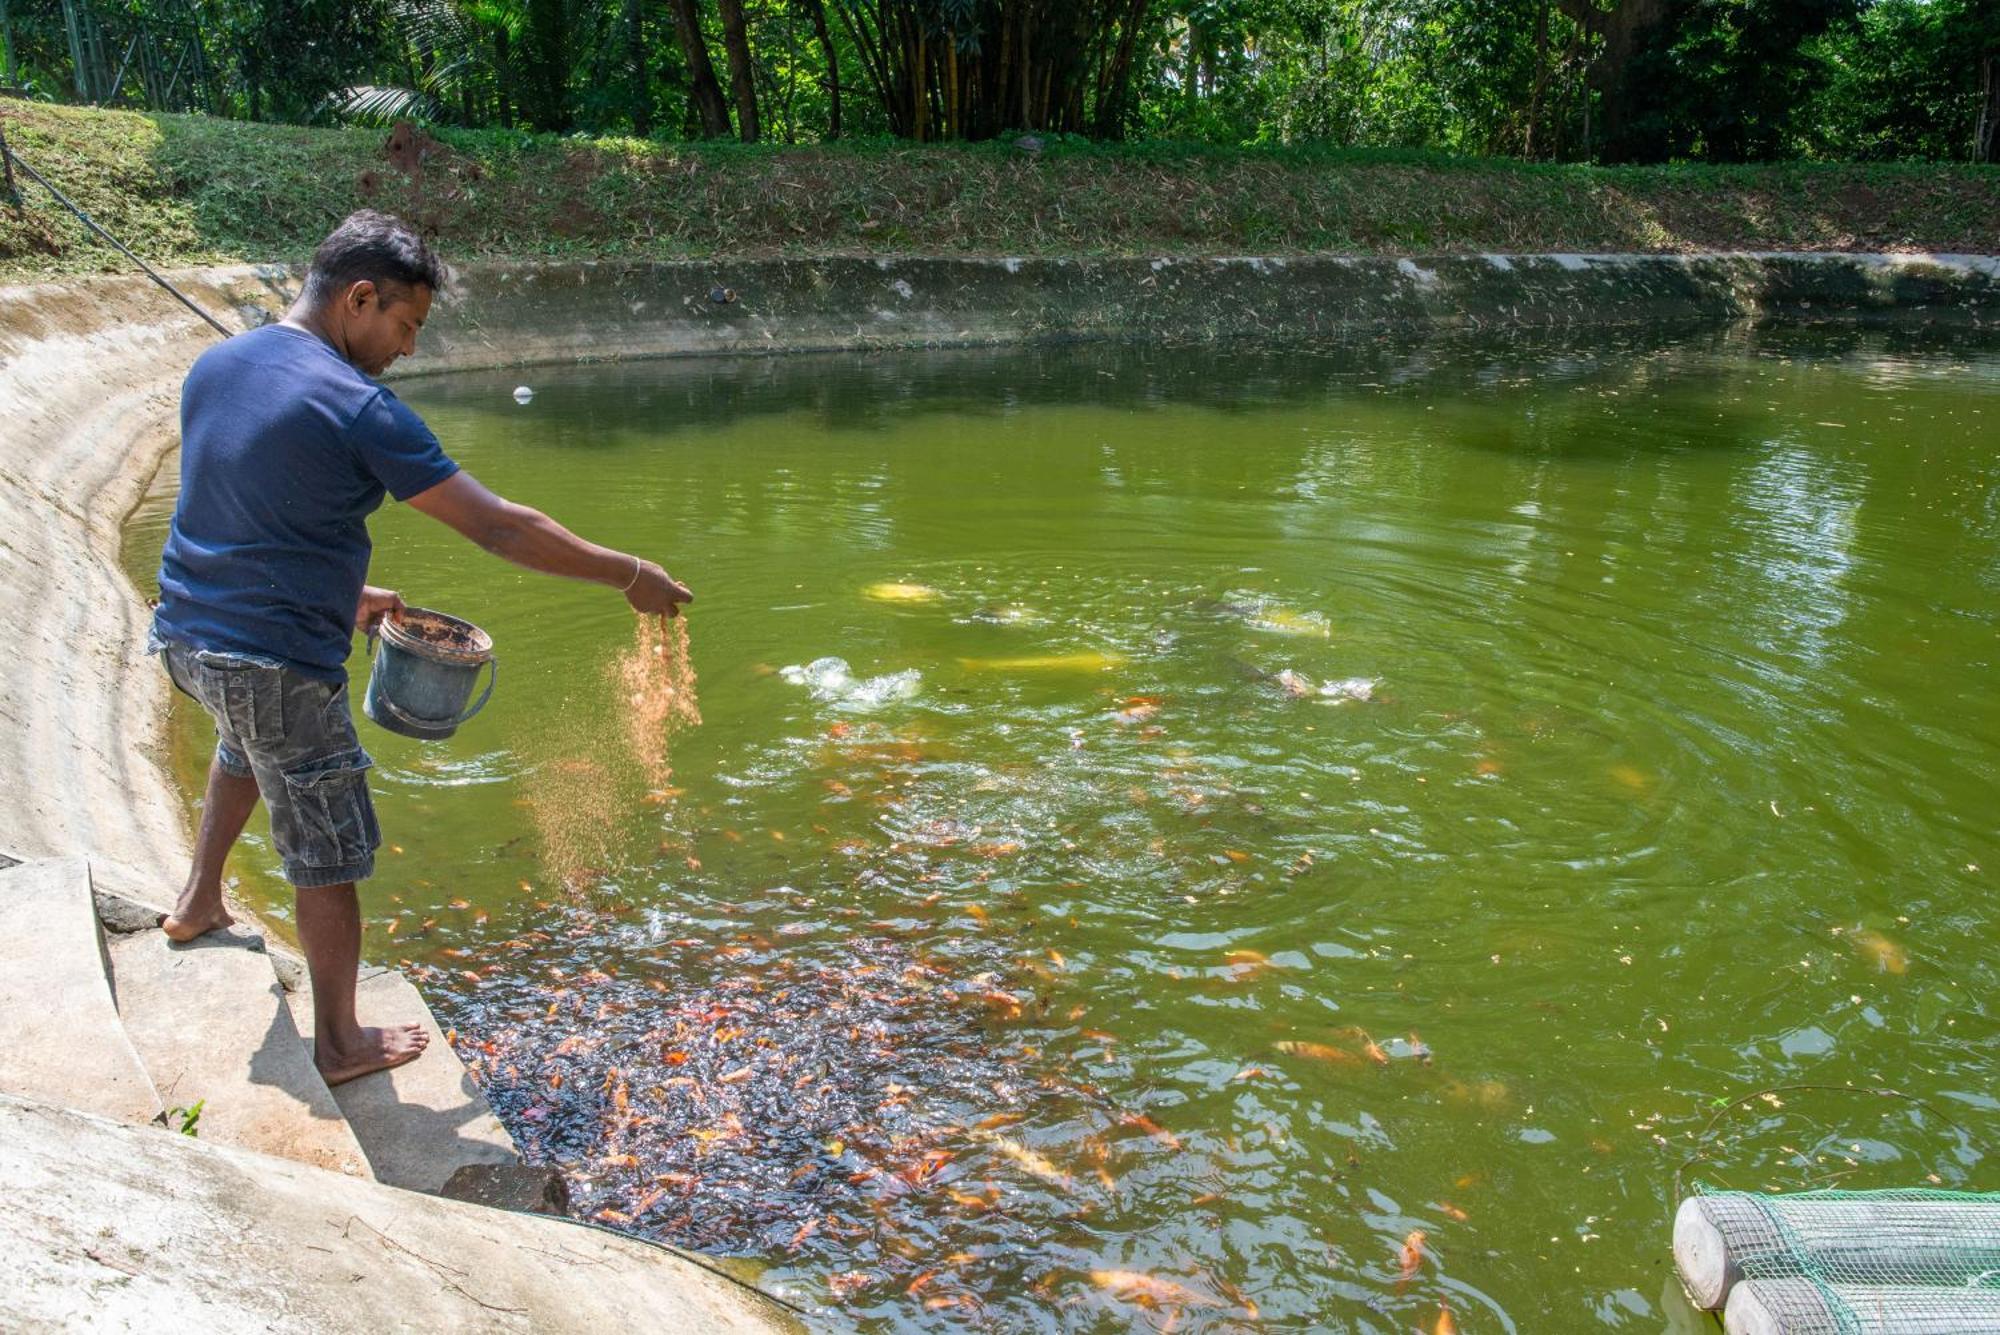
{"left": 662, "top": 0, "right": 734, "bottom": 134}
{"left": 715, "top": 0, "right": 759, "bottom": 139}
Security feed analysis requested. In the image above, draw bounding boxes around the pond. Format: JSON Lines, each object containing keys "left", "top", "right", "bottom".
{"left": 125, "top": 324, "right": 2000, "bottom": 1331}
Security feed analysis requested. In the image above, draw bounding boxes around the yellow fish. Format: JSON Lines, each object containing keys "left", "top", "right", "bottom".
{"left": 1273, "top": 1039, "right": 1358, "bottom": 1065}
{"left": 959, "top": 651, "right": 1128, "bottom": 672}
{"left": 1247, "top": 607, "right": 1330, "bottom": 638}
{"left": 970, "top": 1128, "right": 1072, "bottom": 1186}
{"left": 864, "top": 581, "right": 942, "bottom": 603}
{"left": 1850, "top": 927, "right": 1909, "bottom": 975}
{"left": 1609, "top": 764, "right": 1651, "bottom": 792}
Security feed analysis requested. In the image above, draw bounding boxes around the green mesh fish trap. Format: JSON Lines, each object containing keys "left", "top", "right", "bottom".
{"left": 1674, "top": 1188, "right": 2000, "bottom": 1334}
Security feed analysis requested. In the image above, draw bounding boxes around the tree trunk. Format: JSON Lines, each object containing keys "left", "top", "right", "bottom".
{"left": 828, "top": 0, "right": 899, "bottom": 132}
{"left": 1, "top": 0, "right": 19, "bottom": 90}
{"left": 1556, "top": 0, "right": 1671, "bottom": 161}
{"left": 523, "top": 0, "right": 573, "bottom": 131}
{"left": 1019, "top": 11, "right": 1034, "bottom": 127}
{"left": 798, "top": 0, "right": 840, "bottom": 138}
{"left": 1093, "top": 0, "right": 1148, "bottom": 139}
{"left": 494, "top": 24, "right": 514, "bottom": 128}
{"left": 945, "top": 40, "right": 959, "bottom": 139}
{"left": 1977, "top": 51, "right": 1998, "bottom": 164}
{"left": 665, "top": 0, "right": 735, "bottom": 137}
{"left": 627, "top": 0, "right": 652, "bottom": 136}
{"left": 1524, "top": 0, "right": 1550, "bottom": 158}
{"left": 716, "top": 0, "right": 760, "bottom": 142}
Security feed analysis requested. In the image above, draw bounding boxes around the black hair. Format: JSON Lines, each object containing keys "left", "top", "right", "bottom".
{"left": 299, "top": 210, "right": 448, "bottom": 310}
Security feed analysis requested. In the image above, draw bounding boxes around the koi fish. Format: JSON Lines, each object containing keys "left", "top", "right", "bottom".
{"left": 864, "top": 581, "right": 942, "bottom": 603}
{"left": 1849, "top": 927, "right": 1909, "bottom": 975}
{"left": 1246, "top": 606, "right": 1330, "bottom": 637}
{"left": 959, "top": 651, "right": 1129, "bottom": 673}
{"left": 1119, "top": 1111, "right": 1183, "bottom": 1150}
{"left": 1120, "top": 695, "right": 1168, "bottom": 723}
{"left": 1222, "top": 948, "right": 1273, "bottom": 980}
{"left": 1273, "top": 1040, "right": 1357, "bottom": 1064}
{"left": 1089, "top": 1271, "right": 1225, "bottom": 1308}
{"left": 1609, "top": 763, "right": 1651, "bottom": 792}
{"left": 971, "top": 1128, "right": 1072, "bottom": 1187}
{"left": 1436, "top": 1300, "right": 1459, "bottom": 1335}
{"left": 1398, "top": 1229, "right": 1427, "bottom": 1283}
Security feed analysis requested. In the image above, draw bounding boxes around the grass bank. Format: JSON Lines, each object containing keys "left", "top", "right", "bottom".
{"left": 2, "top": 99, "right": 1994, "bottom": 280}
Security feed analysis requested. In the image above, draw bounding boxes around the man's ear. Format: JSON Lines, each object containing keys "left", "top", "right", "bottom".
{"left": 347, "top": 280, "right": 378, "bottom": 312}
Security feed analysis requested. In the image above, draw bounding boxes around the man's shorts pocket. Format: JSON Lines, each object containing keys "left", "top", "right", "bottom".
{"left": 192, "top": 651, "right": 284, "bottom": 744}
{"left": 281, "top": 748, "right": 380, "bottom": 872}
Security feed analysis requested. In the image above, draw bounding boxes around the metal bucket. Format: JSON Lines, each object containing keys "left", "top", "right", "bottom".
{"left": 362, "top": 607, "right": 497, "bottom": 741}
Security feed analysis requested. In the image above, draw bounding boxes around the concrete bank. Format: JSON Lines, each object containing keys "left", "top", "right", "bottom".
{"left": 0, "top": 249, "right": 1992, "bottom": 1325}
{"left": 0, "top": 1090, "right": 799, "bottom": 1332}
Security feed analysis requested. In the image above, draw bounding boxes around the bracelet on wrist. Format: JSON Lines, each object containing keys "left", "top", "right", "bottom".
{"left": 620, "top": 556, "right": 645, "bottom": 592}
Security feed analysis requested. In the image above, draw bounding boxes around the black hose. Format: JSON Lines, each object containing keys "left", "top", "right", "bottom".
{"left": 0, "top": 127, "right": 233, "bottom": 339}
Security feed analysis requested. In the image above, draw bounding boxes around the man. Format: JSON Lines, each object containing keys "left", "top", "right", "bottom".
{"left": 151, "top": 210, "right": 691, "bottom": 1085}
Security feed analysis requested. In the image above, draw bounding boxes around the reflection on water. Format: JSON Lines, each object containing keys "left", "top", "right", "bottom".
{"left": 125, "top": 324, "right": 2000, "bottom": 1331}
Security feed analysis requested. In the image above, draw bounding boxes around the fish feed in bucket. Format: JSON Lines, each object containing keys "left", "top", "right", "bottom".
{"left": 364, "top": 607, "right": 498, "bottom": 740}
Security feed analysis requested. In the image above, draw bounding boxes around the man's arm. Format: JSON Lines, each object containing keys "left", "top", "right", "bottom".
{"left": 405, "top": 471, "right": 692, "bottom": 616}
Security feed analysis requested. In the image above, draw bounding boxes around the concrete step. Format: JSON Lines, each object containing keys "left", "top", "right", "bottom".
{"left": 0, "top": 858, "right": 162, "bottom": 1124}
{"left": 286, "top": 963, "right": 520, "bottom": 1194}
{"left": 107, "top": 925, "right": 371, "bottom": 1178}
{"left": 2, "top": 1090, "right": 801, "bottom": 1333}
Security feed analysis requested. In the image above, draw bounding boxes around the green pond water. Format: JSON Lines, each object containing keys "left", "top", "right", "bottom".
{"left": 125, "top": 325, "right": 2000, "bottom": 1332}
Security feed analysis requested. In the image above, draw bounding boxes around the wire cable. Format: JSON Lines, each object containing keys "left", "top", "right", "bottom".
{"left": 0, "top": 125, "right": 232, "bottom": 338}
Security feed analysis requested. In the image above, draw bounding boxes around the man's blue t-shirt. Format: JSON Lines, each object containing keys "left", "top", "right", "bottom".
{"left": 153, "top": 323, "right": 459, "bottom": 681}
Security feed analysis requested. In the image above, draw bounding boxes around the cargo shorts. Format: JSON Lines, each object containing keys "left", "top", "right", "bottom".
{"left": 155, "top": 636, "right": 381, "bottom": 889}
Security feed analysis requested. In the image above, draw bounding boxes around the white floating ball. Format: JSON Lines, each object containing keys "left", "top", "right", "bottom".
{"left": 512, "top": 386, "right": 534, "bottom": 404}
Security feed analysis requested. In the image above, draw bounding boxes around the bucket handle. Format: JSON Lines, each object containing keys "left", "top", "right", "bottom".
{"left": 368, "top": 633, "right": 499, "bottom": 731}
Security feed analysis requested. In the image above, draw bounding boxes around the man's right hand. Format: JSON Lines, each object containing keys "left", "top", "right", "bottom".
{"left": 626, "top": 560, "right": 694, "bottom": 617}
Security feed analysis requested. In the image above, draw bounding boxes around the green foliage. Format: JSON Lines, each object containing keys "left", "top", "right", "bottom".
{"left": 1809, "top": 0, "right": 2000, "bottom": 160}
{"left": 7, "top": 0, "right": 1997, "bottom": 160}
{"left": 167, "top": 1099, "right": 204, "bottom": 1136}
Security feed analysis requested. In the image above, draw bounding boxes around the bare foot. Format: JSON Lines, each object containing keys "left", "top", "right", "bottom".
{"left": 316, "top": 1023, "right": 429, "bottom": 1086}
{"left": 162, "top": 902, "right": 235, "bottom": 943}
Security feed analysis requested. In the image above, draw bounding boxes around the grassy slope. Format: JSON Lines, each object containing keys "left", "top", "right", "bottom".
{"left": 2, "top": 99, "right": 1995, "bottom": 280}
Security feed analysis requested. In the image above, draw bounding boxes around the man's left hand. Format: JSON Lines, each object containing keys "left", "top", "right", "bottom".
{"left": 356, "top": 585, "right": 406, "bottom": 634}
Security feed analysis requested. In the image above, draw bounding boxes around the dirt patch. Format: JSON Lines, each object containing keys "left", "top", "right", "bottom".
{"left": 365, "top": 120, "right": 486, "bottom": 240}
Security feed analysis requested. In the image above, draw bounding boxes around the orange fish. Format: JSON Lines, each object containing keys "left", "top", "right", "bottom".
{"left": 1398, "top": 1230, "right": 1427, "bottom": 1283}
{"left": 1089, "top": 1271, "right": 1224, "bottom": 1308}
{"left": 1435, "top": 1300, "right": 1459, "bottom": 1335}
{"left": 1119, "top": 1111, "right": 1183, "bottom": 1150}
{"left": 1274, "top": 1040, "right": 1357, "bottom": 1064}
{"left": 1435, "top": 1200, "right": 1470, "bottom": 1223}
